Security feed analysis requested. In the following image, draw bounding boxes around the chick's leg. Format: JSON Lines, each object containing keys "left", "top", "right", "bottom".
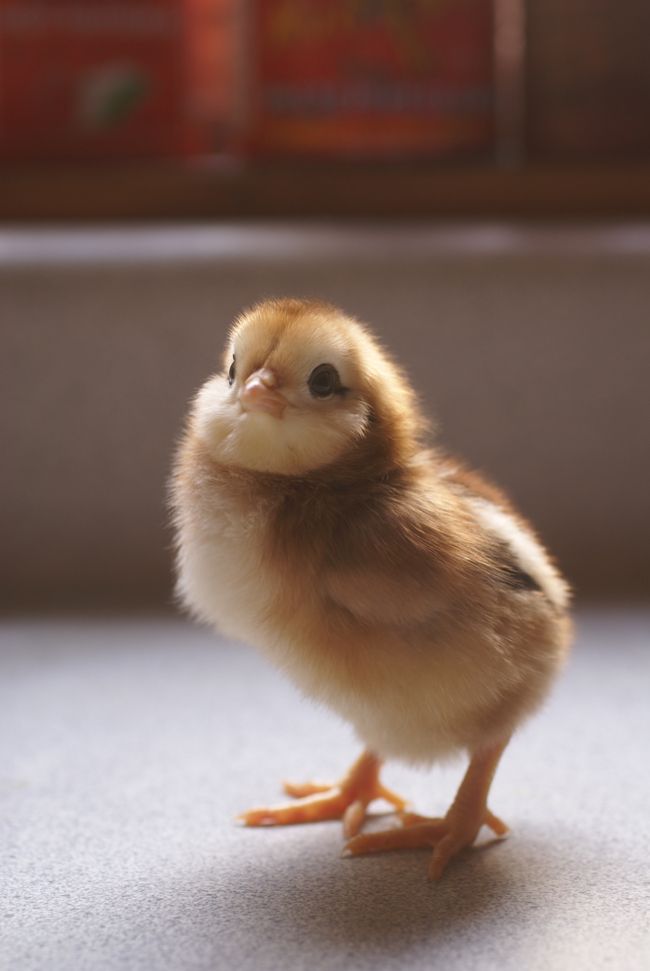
{"left": 344, "top": 740, "right": 509, "bottom": 879}
{"left": 239, "top": 750, "right": 407, "bottom": 838}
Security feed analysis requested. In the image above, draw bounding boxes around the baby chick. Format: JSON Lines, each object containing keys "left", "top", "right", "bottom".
{"left": 171, "top": 298, "right": 571, "bottom": 879}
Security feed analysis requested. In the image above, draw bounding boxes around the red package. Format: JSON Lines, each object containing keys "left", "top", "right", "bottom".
{"left": 245, "top": 0, "right": 495, "bottom": 158}
{"left": 0, "top": 0, "right": 234, "bottom": 161}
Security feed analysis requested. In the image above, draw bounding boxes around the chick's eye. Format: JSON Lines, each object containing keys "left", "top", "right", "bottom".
{"left": 227, "top": 357, "right": 236, "bottom": 386}
{"left": 308, "top": 363, "right": 340, "bottom": 398}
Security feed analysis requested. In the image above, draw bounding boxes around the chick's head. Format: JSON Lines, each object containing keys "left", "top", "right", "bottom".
{"left": 192, "top": 298, "right": 422, "bottom": 476}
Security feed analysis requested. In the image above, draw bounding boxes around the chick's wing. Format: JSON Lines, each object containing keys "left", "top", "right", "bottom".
{"left": 321, "top": 490, "right": 471, "bottom": 627}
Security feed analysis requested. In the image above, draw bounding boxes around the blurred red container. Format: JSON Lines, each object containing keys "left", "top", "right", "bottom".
{"left": 244, "top": 0, "right": 495, "bottom": 159}
{"left": 0, "top": 0, "right": 234, "bottom": 161}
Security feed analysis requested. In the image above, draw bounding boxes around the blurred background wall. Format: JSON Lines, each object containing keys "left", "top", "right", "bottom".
{"left": 2, "top": 1, "right": 650, "bottom": 612}
{"left": 3, "top": 225, "right": 649, "bottom": 611}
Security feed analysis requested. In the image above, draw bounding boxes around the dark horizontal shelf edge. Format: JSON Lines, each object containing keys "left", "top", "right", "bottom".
{"left": 2, "top": 160, "right": 650, "bottom": 221}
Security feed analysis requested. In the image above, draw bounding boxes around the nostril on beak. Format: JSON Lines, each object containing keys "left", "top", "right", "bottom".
{"left": 258, "top": 368, "right": 277, "bottom": 388}
{"left": 244, "top": 368, "right": 277, "bottom": 392}
{"left": 239, "top": 368, "right": 286, "bottom": 418}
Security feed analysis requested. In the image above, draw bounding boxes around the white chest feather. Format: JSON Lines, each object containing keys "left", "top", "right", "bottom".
{"left": 175, "top": 494, "right": 278, "bottom": 648}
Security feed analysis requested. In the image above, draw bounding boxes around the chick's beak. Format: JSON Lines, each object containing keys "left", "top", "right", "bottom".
{"left": 239, "top": 368, "right": 286, "bottom": 419}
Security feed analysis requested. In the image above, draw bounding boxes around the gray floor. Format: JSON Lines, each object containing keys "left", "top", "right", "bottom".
{"left": 1, "top": 611, "right": 649, "bottom": 971}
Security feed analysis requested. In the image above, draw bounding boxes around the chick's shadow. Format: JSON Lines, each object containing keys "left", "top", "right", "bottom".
{"left": 215, "top": 822, "right": 538, "bottom": 958}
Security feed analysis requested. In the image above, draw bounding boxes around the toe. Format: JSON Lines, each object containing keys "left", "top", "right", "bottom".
{"left": 400, "top": 811, "right": 445, "bottom": 828}
{"left": 343, "top": 799, "right": 367, "bottom": 839}
{"left": 344, "top": 820, "right": 447, "bottom": 857}
{"left": 428, "top": 835, "right": 460, "bottom": 880}
{"left": 238, "top": 807, "right": 280, "bottom": 826}
{"left": 282, "top": 781, "right": 332, "bottom": 798}
{"left": 485, "top": 809, "right": 509, "bottom": 837}
{"left": 378, "top": 784, "right": 408, "bottom": 811}
{"left": 239, "top": 791, "right": 347, "bottom": 827}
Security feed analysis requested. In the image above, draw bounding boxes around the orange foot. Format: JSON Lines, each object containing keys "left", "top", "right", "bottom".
{"left": 344, "top": 740, "right": 511, "bottom": 879}
{"left": 343, "top": 806, "right": 509, "bottom": 880}
{"left": 238, "top": 750, "right": 407, "bottom": 839}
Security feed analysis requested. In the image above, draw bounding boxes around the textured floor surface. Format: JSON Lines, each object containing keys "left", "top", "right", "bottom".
{"left": 1, "top": 611, "right": 649, "bottom": 971}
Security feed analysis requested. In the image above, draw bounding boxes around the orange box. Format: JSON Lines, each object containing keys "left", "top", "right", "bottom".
{"left": 245, "top": 0, "right": 495, "bottom": 158}
{"left": 0, "top": 0, "right": 235, "bottom": 161}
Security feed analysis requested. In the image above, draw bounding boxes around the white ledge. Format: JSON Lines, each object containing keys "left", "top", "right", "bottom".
{"left": 2, "top": 222, "right": 650, "bottom": 267}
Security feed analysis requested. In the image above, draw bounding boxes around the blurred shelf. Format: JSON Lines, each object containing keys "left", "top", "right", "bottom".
{"left": 3, "top": 160, "right": 650, "bottom": 222}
